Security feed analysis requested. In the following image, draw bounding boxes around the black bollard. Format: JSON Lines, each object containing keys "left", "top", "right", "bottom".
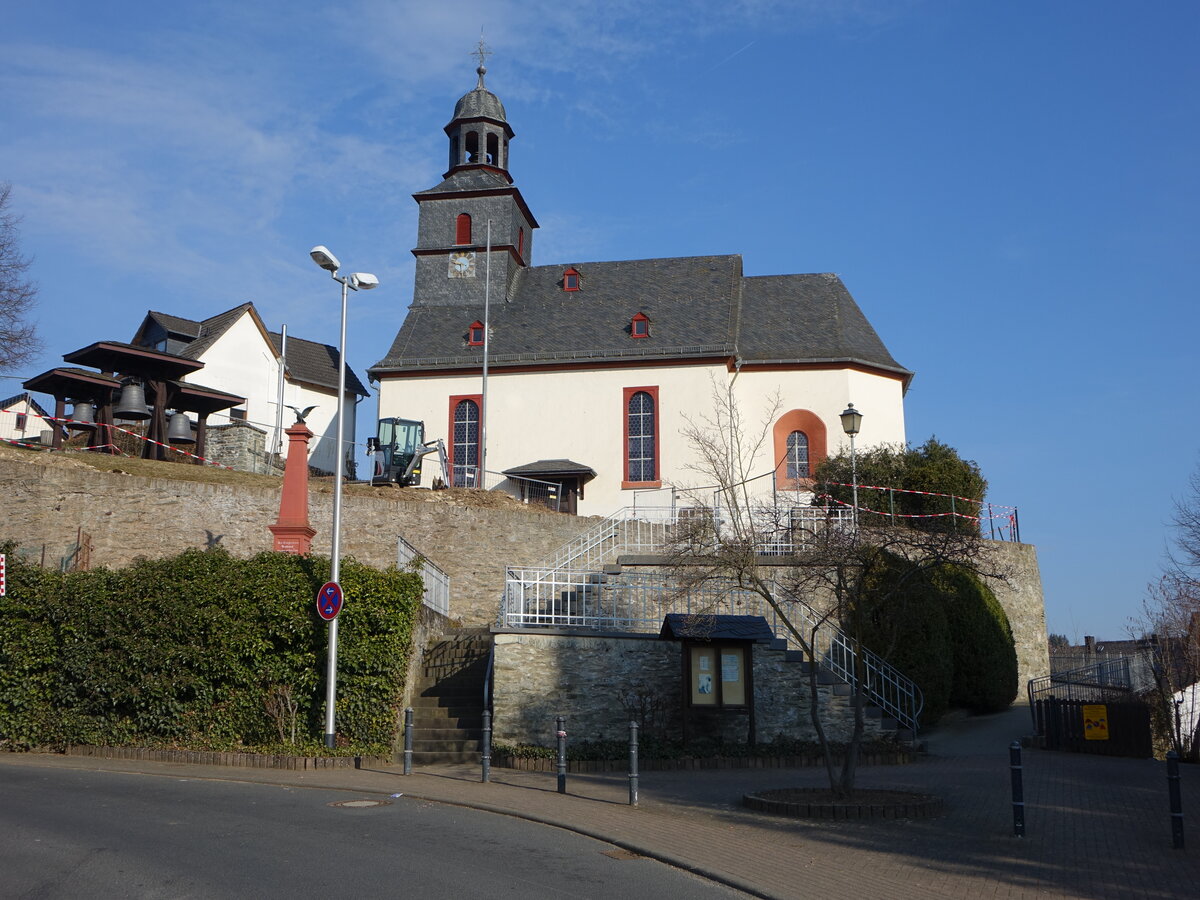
{"left": 403, "top": 707, "right": 414, "bottom": 776}
{"left": 1009, "top": 741, "right": 1025, "bottom": 837}
{"left": 1167, "top": 750, "right": 1185, "bottom": 849}
{"left": 482, "top": 709, "right": 492, "bottom": 784}
{"left": 629, "top": 721, "right": 639, "bottom": 807}
{"left": 556, "top": 715, "right": 567, "bottom": 794}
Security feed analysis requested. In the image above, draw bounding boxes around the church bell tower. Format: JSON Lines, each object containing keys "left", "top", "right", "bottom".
{"left": 411, "top": 50, "right": 538, "bottom": 308}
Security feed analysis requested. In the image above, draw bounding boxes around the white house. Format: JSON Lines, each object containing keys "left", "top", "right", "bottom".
{"left": 369, "top": 66, "right": 910, "bottom": 515}
{"left": 131, "top": 304, "right": 369, "bottom": 475}
{"left": 0, "top": 392, "right": 53, "bottom": 445}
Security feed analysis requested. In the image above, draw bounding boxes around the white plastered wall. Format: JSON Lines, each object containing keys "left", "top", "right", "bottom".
{"left": 377, "top": 361, "right": 906, "bottom": 516}
{"left": 178, "top": 310, "right": 353, "bottom": 474}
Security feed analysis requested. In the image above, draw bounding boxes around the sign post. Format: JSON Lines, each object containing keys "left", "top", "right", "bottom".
{"left": 317, "top": 581, "right": 343, "bottom": 621}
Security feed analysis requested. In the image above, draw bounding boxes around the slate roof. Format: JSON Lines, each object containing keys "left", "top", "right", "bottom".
{"left": 133, "top": 304, "right": 368, "bottom": 398}
{"left": 414, "top": 167, "right": 515, "bottom": 196}
{"left": 659, "top": 614, "right": 777, "bottom": 642}
{"left": 144, "top": 311, "right": 201, "bottom": 339}
{"left": 370, "top": 254, "right": 911, "bottom": 384}
{"left": 503, "top": 459, "right": 597, "bottom": 481}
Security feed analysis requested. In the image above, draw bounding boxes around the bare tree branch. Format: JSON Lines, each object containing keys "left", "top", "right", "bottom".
{"left": 0, "top": 182, "right": 41, "bottom": 372}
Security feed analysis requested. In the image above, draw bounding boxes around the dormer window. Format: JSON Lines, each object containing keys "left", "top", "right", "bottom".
{"left": 562, "top": 267, "right": 581, "bottom": 291}
{"left": 631, "top": 312, "right": 650, "bottom": 338}
{"left": 468, "top": 321, "right": 485, "bottom": 346}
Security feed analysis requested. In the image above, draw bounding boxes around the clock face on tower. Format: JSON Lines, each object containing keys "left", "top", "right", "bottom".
{"left": 448, "top": 251, "right": 476, "bottom": 278}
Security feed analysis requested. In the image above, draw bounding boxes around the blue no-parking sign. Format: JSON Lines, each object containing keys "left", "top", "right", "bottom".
{"left": 316, "top": 581, "right": 343, "bottom": 621}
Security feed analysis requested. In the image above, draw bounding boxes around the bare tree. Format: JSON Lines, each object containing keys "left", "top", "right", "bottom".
{"left": 666, "top": 381, "right": 999, "bottom": 797}
{"left": 1139, "top": 461, "right": 1200, "bottom": 760}
{"left": 0, "top": 183, "right": 41, "bottom": 372}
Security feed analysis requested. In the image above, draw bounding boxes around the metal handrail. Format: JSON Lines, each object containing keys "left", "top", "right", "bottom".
{"left": 499, "top": 566, "right": 922, "bottom": 733}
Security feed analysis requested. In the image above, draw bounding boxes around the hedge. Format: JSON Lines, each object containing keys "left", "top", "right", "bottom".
{"left": 0, "top": 545, "right": 422, "bottom": 753}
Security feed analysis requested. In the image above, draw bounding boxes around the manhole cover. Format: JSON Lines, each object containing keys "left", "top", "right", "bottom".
{"left": 328, "top": 799, "right": 392, "bottom": 809}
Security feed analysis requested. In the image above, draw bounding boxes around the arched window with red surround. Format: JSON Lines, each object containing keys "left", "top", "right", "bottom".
{"left": 623, "top": 386, "right": 660, "bottom": 488}
{"left": 455, "top": 213, "right": 472, "bottom": 245}
{"left": 773, "top": 410, "right": 827, "bottom": 488}
{"left": 449, "top": 395, "right": 482, "bottom": 487}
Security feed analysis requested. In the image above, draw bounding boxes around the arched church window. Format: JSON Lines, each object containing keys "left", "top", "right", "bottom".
{"left": 624, "top": 388, "right": 658, "bottom": 485}
{"left": 786, "top": 430, "right": 810, "bottom": 479}
{"left": 456, "top": 214, "right": 472, "bottom": 245}
{"left": 452, "top": 397, "right": 480, "bottom": 487}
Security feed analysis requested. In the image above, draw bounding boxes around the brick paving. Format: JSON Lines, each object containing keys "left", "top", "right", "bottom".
{"left": 4, "top": 706, "right": 1198, "bottom": 899}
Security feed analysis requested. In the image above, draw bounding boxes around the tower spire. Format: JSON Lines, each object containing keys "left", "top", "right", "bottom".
{"left": 472, "top": 33, "right": 491, "bottom": 89}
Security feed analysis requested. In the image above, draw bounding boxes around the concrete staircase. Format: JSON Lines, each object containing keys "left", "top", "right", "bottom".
{"left": 408, "top": 629, "right": 492, "bottom": 765}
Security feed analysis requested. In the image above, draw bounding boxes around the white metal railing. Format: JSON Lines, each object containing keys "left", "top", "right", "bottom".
{"left": 499, "top": 568, "right": 921, "bottom": 732}
{"left": 533, "top": 505, "right": 854, "bottom": 576}
{"left": 396, "top": 535, "right": 450, "bottom": 616}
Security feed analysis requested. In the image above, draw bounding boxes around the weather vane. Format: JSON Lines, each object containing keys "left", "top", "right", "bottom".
{"left": 473, "top": 32, "right": 491, "bottom": 70}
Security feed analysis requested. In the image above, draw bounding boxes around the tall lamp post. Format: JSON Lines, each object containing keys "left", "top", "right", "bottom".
{"left": 839, "top": 403, "right": 862, "bottom": 530}
{"left": 309, "top": 245, "right": 378, "bottom": 749}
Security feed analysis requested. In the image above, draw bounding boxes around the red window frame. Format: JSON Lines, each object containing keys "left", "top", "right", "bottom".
{"left": 448, "top": 394, "right": 483, "bottom": 487}
{"left": 15, "top": 412, "right": 27, "bottom": 431}
{"left": 631, "top": 312, "right": 650, "bottom": 338}
{"left": 563, "top": 267, "right": 581, "bottom": 291}
{"left": 455, "top": 213, "right": 472, "bottom": 245}
{"left": 468, "top": 320, "right": 484, "bottom": 346}
{"left": 622, "top": 385, "right": 661, "bottom": 489}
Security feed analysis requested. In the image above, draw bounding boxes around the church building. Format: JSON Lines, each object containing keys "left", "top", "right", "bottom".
{"left": 370, "top": 63, "right": 912, "bottom": 516}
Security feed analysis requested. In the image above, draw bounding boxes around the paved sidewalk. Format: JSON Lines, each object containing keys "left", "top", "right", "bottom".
{"left": 4, "top": 708, "right": 1198, "bottom": 899}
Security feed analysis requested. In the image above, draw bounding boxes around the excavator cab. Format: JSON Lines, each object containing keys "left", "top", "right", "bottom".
{"left": 369, "top": 418, "right": 447, "bottom": 486}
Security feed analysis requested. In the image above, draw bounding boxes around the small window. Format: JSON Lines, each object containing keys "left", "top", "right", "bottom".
{"left": 631, "top": 312, "right": 650, "bottom": 338}
{"left": 456, "top": 213, "right": 472, "bottom": 245}
{"left": 468, "top": 320, "right": 485, "bottom": 346}
{"left": 517, "top": 227, "right": 525, "bottom": 261}
{"left": 230, "top": 408, "right": 247, "bottom": 422}
{"left": 15, "top": 412, "right": 28, "bottom": 431}
{"left": 563, "top": 267, "right": 581, "bottom": 291}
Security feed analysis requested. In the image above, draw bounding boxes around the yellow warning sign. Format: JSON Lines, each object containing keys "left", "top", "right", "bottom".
{"left": 1083, "top": 704, "right": 1109, "bottom": 740}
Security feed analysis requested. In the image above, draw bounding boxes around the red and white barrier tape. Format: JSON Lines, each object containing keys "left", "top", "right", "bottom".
{"left": 819, "top": 480, "right": 1015, "bottom": 513}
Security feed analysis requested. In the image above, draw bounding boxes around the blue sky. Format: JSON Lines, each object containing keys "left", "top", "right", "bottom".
{"left": 2, "top": 1, "right": 1197, "bottom": 642}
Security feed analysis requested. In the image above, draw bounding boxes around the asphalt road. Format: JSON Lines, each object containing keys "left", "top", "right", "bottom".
{"left": 2, "top": 766, "right": 747, "bottom": 899}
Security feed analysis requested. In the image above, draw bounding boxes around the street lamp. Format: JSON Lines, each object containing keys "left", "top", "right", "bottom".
{"left": 839, "top": 403, "right": 862, "bottom": 529}
{"left": 309, "top": 244, "right": 378, "bottom": 749}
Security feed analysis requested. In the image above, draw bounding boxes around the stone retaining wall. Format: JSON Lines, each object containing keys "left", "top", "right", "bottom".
{"left": 65, "top": 745, "right": 389, "bottom": 770}
{"left": 0, "top": 449, "right": 592, "bottom": 626}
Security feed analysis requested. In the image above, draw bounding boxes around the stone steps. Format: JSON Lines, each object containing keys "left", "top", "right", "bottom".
{"left": 407, "top": 631, "right": 492, "bottom": 765}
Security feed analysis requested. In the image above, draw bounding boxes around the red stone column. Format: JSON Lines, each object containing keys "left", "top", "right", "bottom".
{"left": 268, "top": 421, "right": 317, "bottom": 554}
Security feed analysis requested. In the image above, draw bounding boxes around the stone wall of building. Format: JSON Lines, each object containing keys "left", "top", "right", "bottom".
{"left": 204, "top": 421, "right": 284, "bottom": 476}
{"left": 491, "top": 631, "right": 888, "bottom": 747}
{"left": 0, "top": 447, "right": 591, "bottom": 625}
{"left": 982, "top": 541, "right": 1051, "bottom": 688}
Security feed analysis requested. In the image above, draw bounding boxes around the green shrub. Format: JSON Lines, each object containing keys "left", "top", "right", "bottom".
{"left": 853, "top": 551, "right": 953, "bottom": 727}
{"left": 814, "top": 437, "right": 987, "bottom": 533}
{"left": 936, "top": 565, "right": 1018, "bottom": 713}
{"left": 0, "top": 544, "right": 421, "bottom": 752}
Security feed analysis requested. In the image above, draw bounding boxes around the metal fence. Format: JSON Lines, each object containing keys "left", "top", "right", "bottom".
{"left": 396, "top": 535, "right": 450, "bottom": 616}
{"left": 449, "top": 466, "right": 561, "bottom": 512}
